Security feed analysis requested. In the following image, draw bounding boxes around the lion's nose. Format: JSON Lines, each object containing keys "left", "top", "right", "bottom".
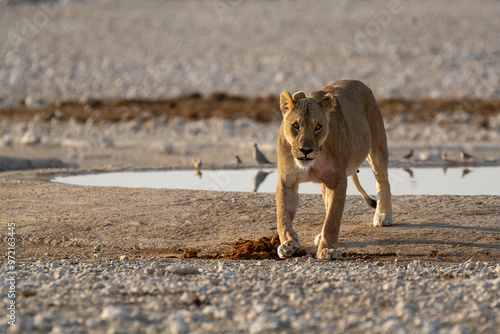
{"left": 299, "top": 148, "right": 314, "bottom": 156}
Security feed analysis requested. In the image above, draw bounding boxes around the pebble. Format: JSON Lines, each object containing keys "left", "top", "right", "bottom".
{"left": 33, "top": 313, "right": 54, "bottom": 331}
{"left": 0, "top": 135, "right": 12, "bottom": 147}
{"left": 20, "top": 130, "right": 41, "bottom": 145}
{"left": 10, "top": 258, "right": 500, "bottom": 333}
{"left": 449, "top": 325, "right": 471, "bottom": 334}
{"left": 179, "top": 292, "right": 201, "bottom": 305}
{"left": 170, "top": 316, "right": 189, "bottom": 334}
{"left": 249, "top": 314, "right": 281, "bottom": 333}
{"left": 101, "top": 306, "right": 131, "bottom": 321}
{"left": 166, "top": 265, "right": 200, "bottom": 275}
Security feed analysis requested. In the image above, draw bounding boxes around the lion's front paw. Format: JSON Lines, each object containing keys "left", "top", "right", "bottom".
{"left": 373, "top": 213, "right": 394, "bottom": 227}
{"left": 277, "top": 240, "right": 299, "bottom": 259}
{"left": 317, "top": 248, "right": 342, "bottom": 261}
{"left": 314, "top": 233, "right": 322, "bottom": 246}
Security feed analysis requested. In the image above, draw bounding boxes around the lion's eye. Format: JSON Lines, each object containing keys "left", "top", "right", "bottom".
{"left": 315, "top": 124, "right": 322, "bottom": 131}
{"left": 292, "top": 123, "right": 299, "bottom": 129}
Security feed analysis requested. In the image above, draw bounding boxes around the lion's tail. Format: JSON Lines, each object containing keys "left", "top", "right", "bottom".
{"left": 351, "top": 173, "right": 377, "bottom": 209}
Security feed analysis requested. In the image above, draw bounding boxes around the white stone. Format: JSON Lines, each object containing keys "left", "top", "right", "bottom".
{"left": 34, "top": 313, "right": 54, "bottom": 330}
{"left": 20, "top": 130, "right": 41, "bottom": 145}
{"left": 169, "top": 315, "right": 189, "bottom": 334}
{"left": 166, "top": 265, "right": 200, "bottom": 275}
{"left": 448, "top": 325, "right": 470, "bottom": 334}
{"left": 25, "top": 95, "right": 44, "bottom": 108}
{"left": 249, "top": 315, "right": 281, "bottom": 334}
{"left": 101, "top": 306, "right": 131, "bottom": 321}
{"left": 179, "top": 292, "right": 200, "bottom": 305}
{"left": 382, "top": 319, "right": 406, "bottom": 332}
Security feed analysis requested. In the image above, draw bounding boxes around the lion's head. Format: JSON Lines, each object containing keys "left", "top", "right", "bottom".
{"left": 279, "top": 90, "right": 336, "bottom": 168}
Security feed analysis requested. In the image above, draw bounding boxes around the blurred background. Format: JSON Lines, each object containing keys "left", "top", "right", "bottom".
{"left": 0, "top": 0, "right": 499, "bottom": 171}
{"left": 2, "top": 0, "right": 499, "bottom": 103}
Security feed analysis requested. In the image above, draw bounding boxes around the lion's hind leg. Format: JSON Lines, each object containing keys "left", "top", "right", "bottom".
{"left": 366, "top": 147, "right": 394, "bottom": 227}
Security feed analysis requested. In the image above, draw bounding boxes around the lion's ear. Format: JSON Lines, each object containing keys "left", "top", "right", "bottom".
{"left": 320, "top": 93, "right": 336, "bottom": 111}
{"left": 280, "top": 91, "right": 295, "bottom": 116}
{"left": 292, "top": 91, "right": 306, "bottom": 101}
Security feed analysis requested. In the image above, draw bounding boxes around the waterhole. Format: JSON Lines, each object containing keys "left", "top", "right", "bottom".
{"left": 52, "top": 166, "right": 499, "bottom": 195}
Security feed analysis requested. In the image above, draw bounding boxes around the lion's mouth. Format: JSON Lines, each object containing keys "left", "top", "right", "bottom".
{"left": 298, "top": 157, "right": 313, "bottom": 161}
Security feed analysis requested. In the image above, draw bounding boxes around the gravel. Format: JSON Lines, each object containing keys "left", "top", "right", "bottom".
{"left": 3, "top": 257, "right": 499, "bottom": 333}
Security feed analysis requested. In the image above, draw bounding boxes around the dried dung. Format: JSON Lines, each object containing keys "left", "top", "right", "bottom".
{"left": 183, "top": 234, "right": 308, "bottom": 260}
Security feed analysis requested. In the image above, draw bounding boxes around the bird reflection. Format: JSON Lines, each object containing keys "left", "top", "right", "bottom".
{"left": 461, "top": 169, "right": 472, "bottom": 178}
{"left": 194, "top": 170, "right": 202, "bottom": 179}
{"left": 403, "top": 168, "right": 414, "bottom": 178}
{"left": 254, "top": 170, "right": 273, "bottom": 192}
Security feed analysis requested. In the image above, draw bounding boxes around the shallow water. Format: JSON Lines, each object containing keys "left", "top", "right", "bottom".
{"left": 52, "top": 167, "right": 500, "bottom": 196}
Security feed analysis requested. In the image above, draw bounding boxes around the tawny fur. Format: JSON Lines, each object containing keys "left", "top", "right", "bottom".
{"left": 276, "top": 80, "right": 394, "bottom": 261}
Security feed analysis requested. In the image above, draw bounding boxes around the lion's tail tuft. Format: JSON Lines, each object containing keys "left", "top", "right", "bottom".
{"left": 351, "top": 173, "right": 377, "bottom": 209}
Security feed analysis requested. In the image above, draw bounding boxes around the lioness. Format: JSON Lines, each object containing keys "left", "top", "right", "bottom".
{"left": 276, "top": 80, "right": 394, "bottom": 260}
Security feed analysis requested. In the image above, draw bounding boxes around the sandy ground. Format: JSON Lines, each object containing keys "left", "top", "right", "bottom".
{"left": 1, "top": 90, "right": 499, "bottom": 265}
{"left": 1, "top": 102, "right": 499, "bottom": 263}
{"left": 0, "top": 161, "right": 499, "bottom": 263}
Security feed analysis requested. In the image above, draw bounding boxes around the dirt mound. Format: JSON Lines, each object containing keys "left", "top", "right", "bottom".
{"left": 2, "top": 94, "right": 499, "bottom": 124}
{"left": 183, "top": 234, "right": 308, "bottom": 260}
{"left": 227, "top": 234, "right": 281, "bottom": 260}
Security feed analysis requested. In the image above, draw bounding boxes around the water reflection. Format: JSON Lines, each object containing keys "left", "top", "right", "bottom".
{"left": 442, "top": 167, "right": 474, "bottom": 178}
{"left": 462, "top": 168, "right": 472, "bottom": 178}
{"left": 52, "top": 166, "right": 500, "bottom": 196}
{"left": 190, "top": 167, "right": 273, "bottom": 192}
{"left": 253, "top": 170, "right": 274, "bottom": 192}
{"left": 403, "top": 168, "right": 414, "bottom": 178}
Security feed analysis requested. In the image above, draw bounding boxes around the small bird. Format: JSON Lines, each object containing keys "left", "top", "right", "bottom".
{"left": 441, "top": 150, "right": 455, "bottom": 164}
{"left": 461, "top": 150, "right": 474, "bottom": 160}
{"left": 403, "top": 149, "right": 413, "bottom": 160}
{"left": 190, "top": 159, "right": 202, "bottom": 169}
{"left": 235, "top": 155, "right": 242, "bottom": 164}
{"left": 253, "top": 143, "right": 272, "bottom": 166}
